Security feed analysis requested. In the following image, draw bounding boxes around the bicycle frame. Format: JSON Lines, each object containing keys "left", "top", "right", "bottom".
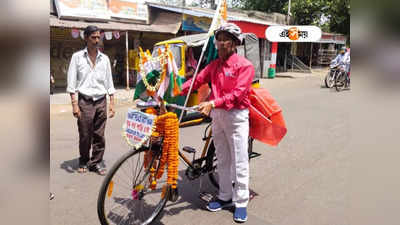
{"left": 177, "top": 118, "right": 213, "bottom": 171}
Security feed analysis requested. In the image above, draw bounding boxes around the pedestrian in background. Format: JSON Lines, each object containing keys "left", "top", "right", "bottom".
{"left": 66, "top": 25, "right": 116, "bottom": 175}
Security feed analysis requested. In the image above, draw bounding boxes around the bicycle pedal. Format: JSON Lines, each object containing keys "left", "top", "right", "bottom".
{"left": 249, "top": 152, "right": 261, "bottom": 159}
{"left": 183, "top": 146, "right": 196, "bottom": 154}
{"left": 199, "top": 192, "right": 213, "bottom": 202}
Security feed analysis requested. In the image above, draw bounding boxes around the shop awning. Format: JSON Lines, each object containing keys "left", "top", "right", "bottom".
{"left": 313, "top": 33, "right": 347, "bottom": 44}
{"left": 148, "top": 3, "right": 279, "bottom": 26}
{"left": 231, "top": 21, "right": 268, "bottom": 39}
{"left": 49, "top": 11, "right": 182, "bottom": 34}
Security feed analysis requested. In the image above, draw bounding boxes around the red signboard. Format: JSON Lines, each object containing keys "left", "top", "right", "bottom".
{"left": 230, "top": 21, "right": 268, "bottom": 39}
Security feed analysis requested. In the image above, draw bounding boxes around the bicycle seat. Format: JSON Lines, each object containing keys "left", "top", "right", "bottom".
{"left": 183, "top": 146, "right": 196, "bottom": 153}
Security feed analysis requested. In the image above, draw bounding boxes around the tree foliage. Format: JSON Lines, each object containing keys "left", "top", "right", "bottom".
{"left": 287, "top": 0, "right": 349, "bottom": 35}
{"left": 240, "top": 0, "right": 288, "bottom": 14}
{"left": 325, "top": 0, "right": 350, "bottom": 35}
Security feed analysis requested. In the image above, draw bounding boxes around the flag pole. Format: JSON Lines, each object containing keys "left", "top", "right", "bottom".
{"left": 178, "top": 0, "right": 224, "bottom": 123}
{"left": 178, "top": 39, "right": 209, "bottom": 123}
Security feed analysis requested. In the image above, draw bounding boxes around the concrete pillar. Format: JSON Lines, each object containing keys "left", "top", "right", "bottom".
{"left": 268, "top": 42, "right": 278, "bottom": 78}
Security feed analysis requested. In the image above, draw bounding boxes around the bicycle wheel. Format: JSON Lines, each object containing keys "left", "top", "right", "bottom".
{"left": 335, "top": 71, "right": 346, "bottom": 92}
{"left": 207, "top": 138, "right": 254, "bottom": 189}
{"left": 206, "top": 141, "right": 219, "bottom": 189}
{"left": 97, "top": 146, "right": 169, "bottom": 225}
{"left": 324, "top": 71, "right": 335, "bottom": 88}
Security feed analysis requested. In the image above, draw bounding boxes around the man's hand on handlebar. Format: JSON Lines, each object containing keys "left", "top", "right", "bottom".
{"left": 157, "top": 97, "right": 167, "bottom": 114}
{"left": 198, "top": 101, "right": 214, "bottom": 116}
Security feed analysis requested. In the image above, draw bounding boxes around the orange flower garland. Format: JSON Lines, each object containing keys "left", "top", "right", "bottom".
{"left": 143, "top": 109, "right": 180, "bottom": 190}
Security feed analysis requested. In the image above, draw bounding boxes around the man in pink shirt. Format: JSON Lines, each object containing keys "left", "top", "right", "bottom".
{"left": 181, "top": 23, "right": 254, "bottom": 223}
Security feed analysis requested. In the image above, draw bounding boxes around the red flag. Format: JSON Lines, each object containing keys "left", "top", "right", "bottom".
{"left": 249, "top": 88, "right": 287, "bottom": 146}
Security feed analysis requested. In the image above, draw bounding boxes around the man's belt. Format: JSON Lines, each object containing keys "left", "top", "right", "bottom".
{"left": 78, "top": 93, "right": 105, "bottom": 102}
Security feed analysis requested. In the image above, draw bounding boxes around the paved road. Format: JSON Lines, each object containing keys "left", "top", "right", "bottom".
{"left": 50, "top": 72, "right": 351, "bottom": 225}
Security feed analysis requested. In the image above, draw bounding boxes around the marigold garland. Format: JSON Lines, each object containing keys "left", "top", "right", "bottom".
{"left": 143, "top": 111, "right": 180, "bottom": 190}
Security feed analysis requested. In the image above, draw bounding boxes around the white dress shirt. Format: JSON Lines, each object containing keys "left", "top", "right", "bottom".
{"left": 67, "top": 48, "right": 116, "bottom": 101}
{"left": 330, "top": 52, "right": 350, "bottom": 73}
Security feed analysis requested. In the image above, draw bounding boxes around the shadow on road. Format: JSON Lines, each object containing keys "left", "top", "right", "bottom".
{"left": 60, "top": 158, "right": 80, "bottom": 173}
{"left": 160, "top": 167, "right": 261, "bottom": 219}
{"left": 161, "top": 170, "right": 219, "bottom": 217}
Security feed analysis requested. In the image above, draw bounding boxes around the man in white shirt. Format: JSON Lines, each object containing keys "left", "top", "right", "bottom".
{"left": 67, "top": 25, "right": 115, "bottom": 175}
{"left": 331, "top": 46, "right": 350, "bottom": 73}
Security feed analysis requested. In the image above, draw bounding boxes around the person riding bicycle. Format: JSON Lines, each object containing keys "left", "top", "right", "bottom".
{"left": 180, "top": 22, "right": 254, "bottom": 223}
{"left": 331, "top": 46, "right": 350, "bottom": 75}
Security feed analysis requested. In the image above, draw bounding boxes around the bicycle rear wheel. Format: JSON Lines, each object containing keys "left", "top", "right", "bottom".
{"left": 97, "top": 146, "right": 169, "bottom": 225}
{"left": 335, "top": 71, "right": 346, "bottom": 92}
{"left": 206, "top": 141, "right": 219, "bottom": 189}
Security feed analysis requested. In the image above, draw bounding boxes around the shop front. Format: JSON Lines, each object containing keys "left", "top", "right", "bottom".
{"left": 49, "top": 25, "right": 179, "bottom": 88}
{"left": 50, "top": 0, "right": 181, "bottom": 89}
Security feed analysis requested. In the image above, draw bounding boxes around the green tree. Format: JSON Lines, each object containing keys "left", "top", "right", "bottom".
{"left": 286, "top": 0, "right": 325, "bottom": 25}
{"left": 241, "top": 0, "right": 289, "bottom": 14}
{"left": 326, "top": 0, "right": 350, "bottom": 35}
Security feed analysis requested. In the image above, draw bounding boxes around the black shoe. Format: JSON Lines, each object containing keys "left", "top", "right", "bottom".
{"left": 89, "top": 164, "right": 107, "bottom": 176}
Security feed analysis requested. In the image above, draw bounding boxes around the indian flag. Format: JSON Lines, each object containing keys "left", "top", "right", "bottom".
{"left": 204, "top": 0, "right": 227, "bottom": 65}
{"left": 163, "top": 49, "right": 184, "bottom": 103}
{"left": 134, "top": 46, "right": 184, "bottom": 103}
{"left": 156, "top": 48, "right": 169, "bottom": 99}
{"left": 133, "top": 48, "right": 161, "bottom": 101}
{"left": 208, "top": 0, "right": 227, "bottom": 36}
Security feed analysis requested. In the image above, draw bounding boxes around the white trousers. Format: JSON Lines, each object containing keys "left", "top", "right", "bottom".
{"left": 210, "top": 108, "right": 249, "bottom": 208}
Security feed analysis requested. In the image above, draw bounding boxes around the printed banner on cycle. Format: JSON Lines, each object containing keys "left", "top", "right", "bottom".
{"left": 123, "top": 109, "right": 156, "bottom": 149}
{"left": 265, "top": 26, "right": 321, "bottom": 42}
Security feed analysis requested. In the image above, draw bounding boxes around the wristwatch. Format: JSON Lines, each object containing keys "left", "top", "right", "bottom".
{"left": 210, "top": 101, "right": 215, "bottom": 108}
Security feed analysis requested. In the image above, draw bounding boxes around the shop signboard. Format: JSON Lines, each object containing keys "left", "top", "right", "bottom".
{"left": 266, "top": 26, "right": 322, "bottom": 42}
{"left": 182, "top": 14, "right": 212, "bottom": 32}
{"left": 109, "top": 0, "right": 149, "bottom": 22}
{"left": 54, "top": 0, "right": 110, "bottom": 21}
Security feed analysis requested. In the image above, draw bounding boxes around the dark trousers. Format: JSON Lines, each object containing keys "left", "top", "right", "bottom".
{"left": 77, "top": 94, "right": 107, "bottom": 168}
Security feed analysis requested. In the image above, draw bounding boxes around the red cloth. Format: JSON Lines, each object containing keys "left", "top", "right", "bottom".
{"left": 230, "top": 21, "right": 268, "bottom": 39}
{"left": 249, "top": 88, "right": 287, "bottom": 146}
{"left": 181, "top": 53, "right": 255, "bottom": 110}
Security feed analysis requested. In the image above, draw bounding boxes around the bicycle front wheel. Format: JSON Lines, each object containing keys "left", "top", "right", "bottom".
{"left": 324, "top": 71, "right": 335, "bottom": 88}
{"left": 97, "top": 146, "right": 169, "bottom": 225}
{"left": 335, "top": 71, "right": 346, "bottom": 92}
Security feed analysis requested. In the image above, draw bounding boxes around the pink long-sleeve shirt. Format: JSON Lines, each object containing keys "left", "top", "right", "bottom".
{"left": 181, "top": 53, "right": 255, "bottom": 110}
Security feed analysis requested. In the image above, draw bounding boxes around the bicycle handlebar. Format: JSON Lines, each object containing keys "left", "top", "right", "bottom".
{"left": 136, "top": 99, "right": 199, "bottom": 113}
{"left": 166, "top": 103, "right": 199, "bottom": 112}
